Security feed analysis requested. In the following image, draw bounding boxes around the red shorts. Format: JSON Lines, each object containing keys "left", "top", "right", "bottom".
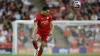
{"left": 36, "top": 31, "right": 50, "bottom": 43}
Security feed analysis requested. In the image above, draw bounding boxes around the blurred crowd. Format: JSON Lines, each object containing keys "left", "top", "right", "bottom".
{"left": 63, "top": 24, "right": 100, "bottom": 48}
{"left": 45, "top": 0, "right": 100, "bottom": 20}
{"left": 0, "top": 0, "right": 36, "bottom": 48}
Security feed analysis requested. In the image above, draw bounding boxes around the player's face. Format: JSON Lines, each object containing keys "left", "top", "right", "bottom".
{"left": 43, "top": 10, "right": 50, "bottom": 16}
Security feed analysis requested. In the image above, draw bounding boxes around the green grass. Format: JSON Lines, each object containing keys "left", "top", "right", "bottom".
{"left": 0, "top": 54, "right": 100, "bottom": 56}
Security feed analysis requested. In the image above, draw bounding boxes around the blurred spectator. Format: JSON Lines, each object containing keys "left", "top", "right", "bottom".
{"left": 0, "top": 30, "right": 6, "bottom": 43}
{"left": 0, "top": 24, "right": 3, "bottom": 30}
{"left": 95, "top": 32, "right": 100, "bottom": 40}
{"left": 18, "top": 27, "right": 25, "bottom": 42}
{"left": 90, "top": 13, "right": 98, "bottom": 20}
{"left": 22, "top": 0, "right": 32, "bottom": 6}
{"left": 77, "top": 36, "right": 85, "bottom": 47}
{"left": 18, "top": 26, "right": 25, "bottom": 47}
{"left": 29, "top": 12, "right": 35, "bottom": 20}
{"left": 7, "top": 28, "right": 13, "bottom": 42}
{"left": 24, "top": 33, "right": 33, "bottom": 48}
{"left": 63, "top": 27, "right": 72, "bottom": 37}
{"left": 45, "top": 0, "right": 59, "bottom": 7}
{"left": 13, "top": 11, "right": 21, "bottom": 20}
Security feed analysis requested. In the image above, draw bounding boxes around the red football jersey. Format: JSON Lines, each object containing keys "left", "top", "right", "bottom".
{"left": 34, "top": 13, "right": 52, "bottom": 33}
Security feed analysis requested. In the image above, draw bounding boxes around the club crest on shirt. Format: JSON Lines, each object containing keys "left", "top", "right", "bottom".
{"left": 41, "top": 18, "right": 43, "bottom": 19}
{"left": 41, "top": 20, "right": 49, "bottom": 24}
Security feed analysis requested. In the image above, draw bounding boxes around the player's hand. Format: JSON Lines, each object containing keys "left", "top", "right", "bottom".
{"left": 49, "top": 32, "right": 52, "bottom": 36}
{"left": 32, "top": 33, "right": 36, "bottom": 38}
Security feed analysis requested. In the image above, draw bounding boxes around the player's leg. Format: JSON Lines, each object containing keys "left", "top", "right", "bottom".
{"left": 32, "top": 34, "right": 40, "bottom": 50}
{"left": 37, "top": 41, "right": 46, "bottom": 56}
{"left": 37, "top": 35, "right": 49, "bottom": 56}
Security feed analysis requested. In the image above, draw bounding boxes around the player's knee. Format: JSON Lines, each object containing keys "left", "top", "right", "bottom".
{"left": 33, "top": 40, "right": 35, "bottom": 43}
{"left": 32, "top": 40, "right": 37, "bottom": 44}
{"left": 42, "top": 41, "right": 46, "bottom": 46}
{"left": 40, "top": 42, "right": 46, "bottom": 50}
{"left": 40, "top": 45, "right": 44, "bottom": 50}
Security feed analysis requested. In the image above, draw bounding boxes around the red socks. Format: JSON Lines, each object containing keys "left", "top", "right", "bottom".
{"left": 38, "top": 49, "right": 43, "bottom": 56}
{"left": 33, "top": 41, "right": 43, "bottom": 56}
{"left": 33, "top": 41, "right": 38, "bottom": 49}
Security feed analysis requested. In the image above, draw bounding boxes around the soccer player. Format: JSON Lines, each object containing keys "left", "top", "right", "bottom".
{"left": 32, "top": 6, "right": 54, "bottom": 56}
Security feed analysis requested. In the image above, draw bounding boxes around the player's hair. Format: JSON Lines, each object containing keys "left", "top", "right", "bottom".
{"left": 42, "top": 6, "right": 50, "bottom": 11}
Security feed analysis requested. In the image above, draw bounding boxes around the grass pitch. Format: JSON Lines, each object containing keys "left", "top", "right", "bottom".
{"left": 0, "top": 54, "right": 100, "bottom": 56}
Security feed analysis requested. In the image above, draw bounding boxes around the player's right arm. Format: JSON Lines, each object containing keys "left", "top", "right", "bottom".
{"left": 32, "top": 15, "right": 39, "bottom": 37}
{"left": 32, "top": 21, "right": 37, "bottom": 37}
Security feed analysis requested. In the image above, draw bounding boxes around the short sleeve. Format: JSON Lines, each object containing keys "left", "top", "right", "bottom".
{"left": 49, "top": 15, "right": 52, "bottom": 22}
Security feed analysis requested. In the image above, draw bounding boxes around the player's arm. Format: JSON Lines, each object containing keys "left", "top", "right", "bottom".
{"left": 50, "top": 21, "right": 54, "bottom": 35}
{"left": 32, "top": 22, "right": 37, "bottom": 36}
{"left": 32, "top": 17, "right": 38, "bottom": 37}
{"left": 49, "top": 15, "right": 54, "bottom": 35}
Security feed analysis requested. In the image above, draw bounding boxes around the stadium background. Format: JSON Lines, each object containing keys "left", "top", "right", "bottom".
{"left": 0, "top": 0, "right": 100, "bottom": 55}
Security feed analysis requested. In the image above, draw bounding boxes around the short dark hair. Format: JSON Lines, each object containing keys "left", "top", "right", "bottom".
{"left": 42, "top": 6, "right": 50, "bottom": 11}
